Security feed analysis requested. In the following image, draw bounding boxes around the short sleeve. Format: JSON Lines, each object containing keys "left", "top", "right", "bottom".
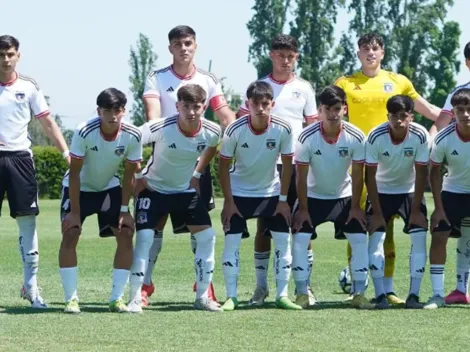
{"left": 365, "top": 136, "right": 379, "bottom": 166}
{"left": 294, "top": 138, "right": 311, "bottom": 165}
{"left": 143, "top": 72, "right": 160, "bottom": 99}
{"left": 430, "top": 138, "right": 446, "bottom": 165}
{"left": 415, "top": 130, "right": 431, "bottom": 165}
{"left": 441, "top": 92, "right": 454, "bottom": 116}
{"left": 352, "top": 137, "right": 366, "bottom": 163}
{"left": 280, "top": 129, "right": 294, "bottom": 156}
{"left": 29, "top": 85, "right": 50, "bottom": 119}
{"left": 304, "top": 84, "right": 318, "bottom": 121}
{"left": 126, "top": 136, "right": 143, "bottom": 163}
{"left": 70, "top": 128, "right": 87, "bottom": 159}
{"left": 139, "top": 121, "right": 163, "bottom": 145}
{"left": 208, "top": 128, "right": 221, "bottom": 148}
{"left": 399, "top": 74, "right": 420, "bottom": 101}
{"left": 237, "top": 91, "right": 249, "bottom": 115}
{"left": 219, "top": 130, "right": 237, "bottom": 159}
{"left": 208, "top": 78, "right": 228, "bottom": 111}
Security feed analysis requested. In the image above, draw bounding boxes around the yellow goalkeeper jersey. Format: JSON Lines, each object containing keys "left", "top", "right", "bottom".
{"left": 334, "top": 69, "right": 420, "bottom": 135}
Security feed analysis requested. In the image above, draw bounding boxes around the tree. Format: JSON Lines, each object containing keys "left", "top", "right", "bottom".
{"left": 128, "top": 33, "right": 157, "bottom": 126}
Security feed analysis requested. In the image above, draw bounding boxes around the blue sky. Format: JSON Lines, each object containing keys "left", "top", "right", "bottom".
{"left": 4, "top": 0, "right": 469, "bottom": 128}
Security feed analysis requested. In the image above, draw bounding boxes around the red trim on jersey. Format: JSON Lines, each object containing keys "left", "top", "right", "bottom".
{"left": 0, "top": 72, "right": 18, "bottom": 86}
{"left": 248, "top": 115, "right": 270, "bottom": 135}
{"left": 126, "top": 159, "right": 142, "bottom": 164}
{"left": 304, "top": 114, "right": 318, "bottom": 120}
{"left": 100, "top": 124, "right": 122, "bottom": 142}
{"left": 281, "top": 153, "right": 294, "bottom": 157}
{"left": 143, "top": 94, "right": 160, "bottom": 99}
{"left": 70, "top": 153, "right": 84, "bottom": 160}
{"left": 210, "top": 95, "right": 228, "bottom": 111}
{"left": 415, "top": 161, "right": 428, "bottom": 166}
{"left": 268, "top": 73, "right": 295, "bottom": 85}
{"left": 388, "top": 125, "right": 409, "bottom": 145}
{"left": 238, "top": 106, "right": 249, "bottom": 113}
{"left": 352, "top": 159, "right": 365, "bottom": 164}
{"left": 177, "top": 119, "right": 202, "bottom": 137}
{"left": 456, "top": 124, "right": 470, "bottom": 143}
{"left": 365, "top": 162, "right": 378, "bottom": 166}
{"left": 441, "top": 110, "right": 453, "bottom": 116}
{"left": 320, "top": 121, "right": 342, "bottom": 144}
{"left": 219, "top": 154, "right": 233, "bottom": 160}
{"left": 430, "top": 159, "right": 441, "bottom": 166}
{"left": 295, "top": 161, "right": 310, "bottom": 165}
{"left": 170, "top": 65, "right": 197, "bottom": 80}
{"left": 35, "top": 110, "right": 50, "bottom": 119}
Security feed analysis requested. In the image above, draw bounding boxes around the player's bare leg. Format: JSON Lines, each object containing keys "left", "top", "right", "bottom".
{"left": 59, "top": 226, "right": 81, "bottom": 313}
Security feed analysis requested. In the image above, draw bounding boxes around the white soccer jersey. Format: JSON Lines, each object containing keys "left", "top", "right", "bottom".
{"left": 219, "top": 115, "right": 294, "bottom": 197}
{"left": 295, "top": 121, "right": 366, "bottom": 199}
{"left": 0, "top": 73, "right": 49, "bottom": 151}
{"left": 365, "top": 122, "right": 430, "bottom": 194}
{"left": 441, "top": 81, "right": 470, "bottom": 117}
{"left": 140, "top": 116, "right": 221, "bottom": 193}
{"left": 143, "top": 65, "right": 228, "bottom": 117}
{"left": 63, "top": 118, "right": 143, "bottom": 192}
{"left": 238, "top": 74, "right": 317, "bottom": 162}
{"left": 430, "top": 123, "right": 470, "bottom": 194}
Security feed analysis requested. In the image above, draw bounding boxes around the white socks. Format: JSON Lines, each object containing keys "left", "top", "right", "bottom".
{"left": 194, "top": 228, "right": 216, "bottom": 299}
{"left": 129, "top": 229, "right": 154, "bottom": 301}
{"left": 271, "top": 231, "right": 292, "bottom": 298}
{"left": 368, "top": 231, "right": 386, "bottom": 297}
{"left": 345, "top": 233, "right": 369, "bottom": 294}
{"left": 143, "top": 230, "right": 163, "bottom": 286}
{"left": 456, "top": 220, "right": 470, "bottom": 294}
{"left": 409, "top": 230, "right": 427, "bottom": 296}
{"left": 292, "top": 232, "right": 311, "bottom": 295}
{"left": 430, "top": 264, "right": 445, "bottom": 297}
{"left": 110, "top": 269, "right": 130, "bottom": 302}
{"left": 254, "top": 251, "right": 270, "bottom": 290}
{"left": 17, "top": 216, "right": 39, "bottom": 294}
{"left": 222, "top": 233, "right": 242, "bottom": 298}
{"left": 190, "top": 234, "right": 197, "bottom": 255}
{"left": 60, "top": 267, "right": 78, "bottom": 302}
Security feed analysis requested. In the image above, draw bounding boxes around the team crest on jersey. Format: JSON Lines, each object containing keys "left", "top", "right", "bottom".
{"left": 383, "top": 83, "right": 393, "bottom": 92}
{"left": 197, "top": 142, "right": 206, "bottom": 153}
{"left": 404, "top": 148, "right": 414, "bottom": 157}
{"left": 114, "top": 146, "right": 125, "bottom": 156}
{"left": 338, "top": 147, "right": 349, "bottom": 157}
{"left": 266, "top": 139, "right": 276, "bottom": 150}
{"left": 136, "top": 212, "right": 148, "bottom": 224}
{"left": 292, "top": 91, "right": 301, "bottom": 100}
{"left": 15, "top": 92, "right": 26, "bottom": 101}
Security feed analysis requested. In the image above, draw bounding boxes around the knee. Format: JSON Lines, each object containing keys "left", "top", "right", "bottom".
{"left": 61, "top": 229, "right": 80, "bottom": 249}
{"left": 116, "top": 228, "right": 134, "bottom": 248}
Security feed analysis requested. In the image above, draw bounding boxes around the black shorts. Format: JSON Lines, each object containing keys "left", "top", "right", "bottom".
{"left": 171, "top": 164, "right": 214, "bottom": 234}
{"left": 292, "top": 196, "right": 365, "bottom": 240}
{"left": 60, "top": 186, "right": 121, "bottom": 237}
{"left": 366, "top": 193, "right": 427, "bottom": 234}
{"left": 439, "top": 191, "right": 470, "bottom": 237}
{"left": 135, "top": 189, "right": 211, "bottom": 232}
{"left": 227, "top": 196, "right": 289, "bottom": 235}
{"left": 0, "top": 151, "right": 39, "bottom": 218}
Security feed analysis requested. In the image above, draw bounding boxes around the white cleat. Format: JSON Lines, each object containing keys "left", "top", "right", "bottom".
{"left": 21, "top": 286, "right": 48, "bottom": 309}
{"left": 248, "top": 287, "right": 269, "bottom": 306}
{"left": 128, "top": 299, "right": 143, "bottom": 314}
{"left": 423, "top": 295, "right": 445, "bottom": 310}
{"left": 307, "top": 287, "right": 317, "bottom": 306}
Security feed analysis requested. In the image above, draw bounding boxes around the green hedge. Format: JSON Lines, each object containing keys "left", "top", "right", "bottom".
{"left": 32, "top": 146, "right": 223, "bottom": 199}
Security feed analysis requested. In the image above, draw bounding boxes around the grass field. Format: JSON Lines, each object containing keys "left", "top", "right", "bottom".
{"left": 0, "top": 194, "right": 469, "bottom": 352}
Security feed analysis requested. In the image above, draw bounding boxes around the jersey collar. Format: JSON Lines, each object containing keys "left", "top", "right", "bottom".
{"left": 0, "top": 72, "right": 18, "bottom": 86}
{"left": 248, "top": 115, "right": 270, "bottom": 135}
{"left": 456, "top": 124, "right": 470, "bottom": 143}
{"left": 320, "top": 121, "right": 342, "bottom": 144}
{"left": 268, "top": 73, "right": 295, "bottom": 85}
{"left": 170, "top": 65, "right": 197, "bottom": 80}
{"left": 177, "top": 117, "right": 202, "bottom": 137}
{"left": 388, "top": 125, "right": 409, "bottom": 145}
{"left": 100, "top": 122, "right": 122, "bottom": 141}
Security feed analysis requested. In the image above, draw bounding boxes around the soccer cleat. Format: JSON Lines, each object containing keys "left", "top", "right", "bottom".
{"left": 405, "top": 294, "right": 423, "bottom": 309}
{"left": 295, "top": 294, "right": 310, "bottom": 309}
{"left": 128, "top": 299, "right": 143, "bottom": 314}
{"left": 374, "top": 294, "right": 390, "bottom": 309}
{"left": 248, "top": 287, "right": 269, "bottom": 306}
{"left": 64, "top": 299, "right": 80, "bottom": 314}
{"left": 423, "top": 295, "right": 445, "bottom": 310}
{"left": 386, "top": 292, "right": 405, "bottom": 305}
{"left": 193, "top": 282, "right": 219, "bottom": 305}
{"left": 275, "top": 297, "right": 302, "bottom": 310}
{"left": 221, "top": 297, "right": 239, "bottom": 311}
{"left": 351, "top": 294, "right": 375, "bottom": 309}
{"left": 444, "top": 289, "right": 470, "bottom": 304}
{"left": 343, "top": 294, "right": 354, "bottom": 303}
{"left": 109, "top": 299, "right": 128, "bottom": 313}
{"left": 21, "top": 286, "right": 48, "bottom": 309}
{"left": 194, "top": 297, "right": 223, "bottom": 312}
{"left": 307, "top": 287, "right": 317, "bottom": 306}
{"left": 141, "top": 283, "right": 155, "bottom": 307}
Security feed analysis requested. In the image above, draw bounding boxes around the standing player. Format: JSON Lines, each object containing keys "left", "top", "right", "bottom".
{"left": 425, "top": 88, "right": 470, "bottom": 309}
{"left": 365, "top": 95, "right": 430, "bottom": 309}
{"left": 292, "top": 85, "right": 373, "bottom": 309}
{"left": 59, "top": 88, "right": 142, "bottom": 313}
{"left": 0, "top": 35, "right": 70, "bottom": 308}
{"left": 128, "top": 84, "right": 222, "bottom": 312}
{"left": 237, "top": 34, "right": 318, "bottom": 306}
{"left": 334, "top": 33, "right": 440, "bottom": 303}
{"left": 141, "top": 25, "right": 235, "bottom": 305}
{"left": 219, "top": 81, "right": 300, "bottom": 310}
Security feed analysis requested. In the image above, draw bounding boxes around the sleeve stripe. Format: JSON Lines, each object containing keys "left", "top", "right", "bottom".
{"left": 143, "top": 94, "right": 160, "bottom": 98}
{"left": 295, "top": 161, "right": 309, "bottom": 165}
{"left": 415, "top": 161, "right": 428, "bottom": 165}
{"left": 441, "top": 110, "right": 453, "bottom": 115}
{"left": 126, "top": 159, "right": 142, "bottom": 163}
{"left": 430, "top": 159, "right": 441, "bottom": 166}
{"left": 70, "top": 153, "right": 84, "bottom": 159}
{"left": 365, "top": 162, "right": 378, "bottom": 166}
{"left": 35, "top": 110, "right": 50, "bottom": 118}
{"left": 219, "top": 154, "right": 232, "bottom": 160}
{"left": 238, "top": 107, "right": 249, "bottom": 112}
{"left": 281, "top": 153, "right": 294, "bottom": 156}
{"left": 352, "top": 159, "right": 365, "bottom": 164}
{"left": 304, "top": 114, "right": 318, "bottom": 119}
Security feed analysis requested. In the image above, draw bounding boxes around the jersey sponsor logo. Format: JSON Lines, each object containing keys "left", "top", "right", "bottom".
{"left": 451, "top": 150, "right": 459, "bottom": 155}
{"left": 404, "top": 148, "right": 414, "bottom": 157}
{"left": 90, "top": 146, "right": 99, "bottom": 151}
{"left": 266, "top": 139, "right": 276, "bottom": 150}
{"left": 338, "top": 147, "right": 349, "bottom": 157}
{"left": 15, "top": 91, "right": 26, "bottom": 101}
{"left": 168, "top": 143, "right": 177, "bottom": 149}
{"left": 114, "top": 146, "right": 125, "bottom": 156}
{"left": 382, "top": 151, "right": 390, "bottom": 156}
{"left": 352, "top": 97, "right": 388, "bottom": 104}
{"left": 166, "top": 86, "right": 175, "bottom": 92}
{"left": 197, "top": 142, "right": 206, "bottom": 152}
{"left": 383, "top": 83, "right": 393, "bottom": 92}
{"left": 241, "top": 143, "right": 249, "bottom": 148}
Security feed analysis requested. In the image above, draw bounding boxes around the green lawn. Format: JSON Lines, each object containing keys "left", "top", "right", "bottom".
{"left": 0, "top": 194, "right": 468, "bottom": 352}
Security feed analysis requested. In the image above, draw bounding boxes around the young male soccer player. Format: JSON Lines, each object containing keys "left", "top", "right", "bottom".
{"left": 425, "top": 88, "right": 470, "bottom": 309}
{"left": 0, "top": 35, "right": 69, "bottom": 308}
{"left": 365, "top": 95, "right": 430, "bottom": 309}
{"left": 141, "top": 25, "right": 235, "bottom": 305}
{"left": 237, "top": 34, "right": 318, "bottom": 306}
{"left": 334, "top": 33, "right": 440, "bottom": 302}
{"left": 219, "top": 81, "right": 300, "bottom": 310}
{"left": 59, "top": 88, "right": 142, "bottom": 314}
{"left": 129, "top": 84, "right": 222, "bottom": 312}
{"left": 292, "top": 85, "right": 373, "bottom": 309}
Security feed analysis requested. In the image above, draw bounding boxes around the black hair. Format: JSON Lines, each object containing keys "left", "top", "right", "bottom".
{"left": 246, "top": 81, "right": 274, "bottom": 102}
{"left": 386, "top": 95, "right": 414, "bottom": 114}
{"left": 0, "top": 35, "right": 20, "bottom": 51}
{"left": 464, "top": 42, "right": 470, "bottom": 60}
{"left": 358, "top": 33, "right": 384, "bottom": 49}
{"left": 271, "top": 34, "right": 298, "bottom": 52}
{"left": 168, "top": 25, "right": 196, "bottom": 42}
{"left": 96, "top": 88, "right": 127, "bottom": 109}
{"left": 451, "top": 88, "right": 470, "bottom": 107}
{"left": 318, "top": 85, "right": 346, "bottom": 106}
{"left": 177, "top": 84, "right": 207, "bottom": 103}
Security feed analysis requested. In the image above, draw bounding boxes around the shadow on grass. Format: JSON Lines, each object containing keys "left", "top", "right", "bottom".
{"left": 0, "top": 306, "right": 64, "bottom": 314}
